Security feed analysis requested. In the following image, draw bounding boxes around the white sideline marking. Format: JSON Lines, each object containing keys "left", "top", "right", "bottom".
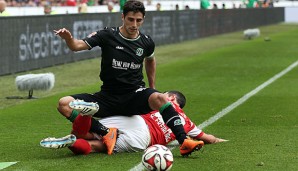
{"left": 129, "top": 60, "right": 298, "bottom": 171}
{"left": 129, "top": 162, "right": 145, "bottom": 171}
{"left": 0, "top": 162, "right": 18, "bottom": 170}
{"left": 198, "top": 60, "right": 298, "bottom": 129}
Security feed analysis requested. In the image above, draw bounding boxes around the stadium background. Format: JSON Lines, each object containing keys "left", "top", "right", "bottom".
{"left": 4, "top": 0, "right": 298, "bottom": 15}
{"left": 0, "top": 7, "right": 286, "bottom": 76}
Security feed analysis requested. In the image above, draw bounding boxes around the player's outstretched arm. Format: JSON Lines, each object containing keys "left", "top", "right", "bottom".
{"left": 54, "top": 28, "right": 89, "bottom": 52}
{"left": 199, "top": 133, "right": 228, "bottom": 144}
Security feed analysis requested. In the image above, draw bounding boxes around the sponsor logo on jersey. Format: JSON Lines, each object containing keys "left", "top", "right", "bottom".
{"left": 135, "top": 87, "right": 146, "bottom": 92}
{"left": 136, "top": 48, "right": 144, "bottom": 56}
{"left": 116, "top": 46, "right": 124, "bottom": 50}
{"left": 150, "top": 113, "right": 172, "bottom": 143}
{"left": 112, "top": 59, "right": 141, "bottom": 70}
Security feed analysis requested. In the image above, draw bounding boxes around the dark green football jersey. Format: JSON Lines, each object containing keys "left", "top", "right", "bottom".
{"left": 83, "top": 27, "right": 155, "bottom": 93}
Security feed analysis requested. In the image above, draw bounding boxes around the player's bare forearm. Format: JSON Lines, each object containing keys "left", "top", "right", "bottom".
{"left": 54, "top": 28, "right": 89, "bottom": 51}
{"left": 64, "top": 38, "right": 88, "bottom": 52}
{"left": 198, "top": 133, "right": 228, "bottom": 144}
{"left": 145, "top": 57, "right": 156, "bottom": 89}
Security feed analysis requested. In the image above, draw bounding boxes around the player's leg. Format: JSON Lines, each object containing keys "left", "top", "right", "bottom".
{"left": 68, "top": 139, "right": 106, "bottom": 155}
{"left": 149, "top": 92, "right": 204, "bottom": 156}
{"left": 89, "top": 139, "right": 106, "bottom": 153}
{"left": 71, "top": 127, "right": 95, "bottom": 139}
{"left": 58, "top": 93, "right": 112, "bottom": 138}
{"left": 89, "top": 117, "right": 118, "bottom": 155}
{"left": 57, "top": 96, "right": 77, "bottom": 122}
{"left": 100, "top": 115, "right": 151, "bottom": 153}
{"left": 132, "top": 89, "right": 204, "bottom": 156}
{"left": 129, "top": 88, "right": 187, "bottom": 144}
{"left": 68, "top": 139, "right": 92, "bottom": 155}
{"left": 148, "top": 92, "right": 187, "bottom": 143}
{"left": 40, "top": 134, "right": 106, "bottom": 155}
{"left": 69, "top": 109, "right": 117, "bottom": 155}
{"left": 57, "top": 93, "right": 118, "bottom": 155}
{"left": 57, "top": 93, "right": 101, "bottom": 123}
{"left": 69, "top": 92, "right": 119, "bottom": 155}
{"left": 69, "top": 111, "right": 118, "bottom": 155}
{"left": 65, "top": 93, "right": 109, "bottom": 136}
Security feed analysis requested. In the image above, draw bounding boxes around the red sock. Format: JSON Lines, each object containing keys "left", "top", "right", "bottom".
{"left": 72, "top": 115, "right": 91, "bottom": 136}
{"left": 68, "top": 139, "right": 92, "bottom": 155}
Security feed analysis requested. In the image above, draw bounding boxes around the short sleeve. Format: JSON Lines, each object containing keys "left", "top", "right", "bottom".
{"left": 144, "top": 35, "right": 155, "bottom": 58}
{"left": 83, "top": 29, "right": 109, "bottom": 49}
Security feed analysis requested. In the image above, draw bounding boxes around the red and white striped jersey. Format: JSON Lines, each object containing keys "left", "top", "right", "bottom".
{"left": 141, "top": 102, "right": 204, "bottom": 146}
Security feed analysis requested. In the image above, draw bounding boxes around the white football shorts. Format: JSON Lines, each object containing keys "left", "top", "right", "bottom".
{"left": 98, "top": 115, "right": 151, "bottom": 153}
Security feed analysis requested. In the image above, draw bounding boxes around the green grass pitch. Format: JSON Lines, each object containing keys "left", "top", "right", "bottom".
{"left": 0, "top": 23, "right": 297, "bottom": 171}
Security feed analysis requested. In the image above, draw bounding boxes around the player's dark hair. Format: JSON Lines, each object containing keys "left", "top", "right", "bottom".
{"left": 123, "top": 0, "right": 145, "bottom": 17}
{"left": 167, "top": 90, "right": 186, "bottom": 109}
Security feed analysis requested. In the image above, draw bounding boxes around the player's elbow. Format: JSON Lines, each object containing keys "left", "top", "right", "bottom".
{"left": 69, "top": 47, "right": 77, "bottom": 51}
{"left": 68, "top": 40, "right": 88, "bottom": 52}
{"left": 69, "top": 46, "right": 86, "bottom": 52}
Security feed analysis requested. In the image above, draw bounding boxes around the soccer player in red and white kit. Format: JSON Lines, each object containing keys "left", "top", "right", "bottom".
{"left": 41, "top": 91, "right": 227, "bottom": 154}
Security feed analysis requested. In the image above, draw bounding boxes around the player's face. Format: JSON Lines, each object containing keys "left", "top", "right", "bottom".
{"left": 121, "top": 11, "right": 144, "bottom": 38}
{"left": 165, "top": 93, "right": 177, "bottom": 103}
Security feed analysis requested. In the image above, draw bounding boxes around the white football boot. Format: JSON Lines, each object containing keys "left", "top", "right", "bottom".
{"left": 40, "top": 134, "right": 76, "bottom": 149}
{"left": 69, "top": 99, "right": 99, "bottom": 116}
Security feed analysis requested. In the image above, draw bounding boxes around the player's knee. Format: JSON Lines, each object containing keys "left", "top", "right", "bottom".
{"left": 149, "top": 92, "right": 168, "bottom": 110}
{"left": 57, "top": 96, "right": 74, "bottom": 115}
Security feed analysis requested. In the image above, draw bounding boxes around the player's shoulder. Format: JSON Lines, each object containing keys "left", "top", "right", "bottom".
{"left": 98, "top": 27, "right": 118, "bottom": 35}
{"left": 104, "top": 27, "right": 118, "bottom": 31}
{"left": 139, "top": 32, "right": 155, "bottom": 47}
{"left": 140, "top": 32, "right": 153, "bottom": 41}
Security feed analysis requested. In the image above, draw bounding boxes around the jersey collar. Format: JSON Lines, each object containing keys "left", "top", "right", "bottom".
{"left": 118, "top": 27, "right": 140, "bottom": 41}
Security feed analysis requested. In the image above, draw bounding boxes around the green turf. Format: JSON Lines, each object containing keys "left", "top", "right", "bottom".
{"left": 0, "top": 162, "right": 17, "bottom": 170}
{"left": 0, "top": 23, "right": 297, "bottom": 171}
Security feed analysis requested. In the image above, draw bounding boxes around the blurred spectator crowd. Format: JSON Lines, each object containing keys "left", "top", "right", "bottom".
{"left": 4, "top": 0, "right": 120, "bottom": 7}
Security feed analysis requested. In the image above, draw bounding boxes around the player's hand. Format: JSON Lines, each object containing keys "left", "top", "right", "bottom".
{"left": 54, "top": 28, "right": 73, "bottom": 40}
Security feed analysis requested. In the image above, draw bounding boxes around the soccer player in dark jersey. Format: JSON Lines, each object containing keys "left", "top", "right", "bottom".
{"left": 54, "top": 0, "right": 202, "bottom": 156}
